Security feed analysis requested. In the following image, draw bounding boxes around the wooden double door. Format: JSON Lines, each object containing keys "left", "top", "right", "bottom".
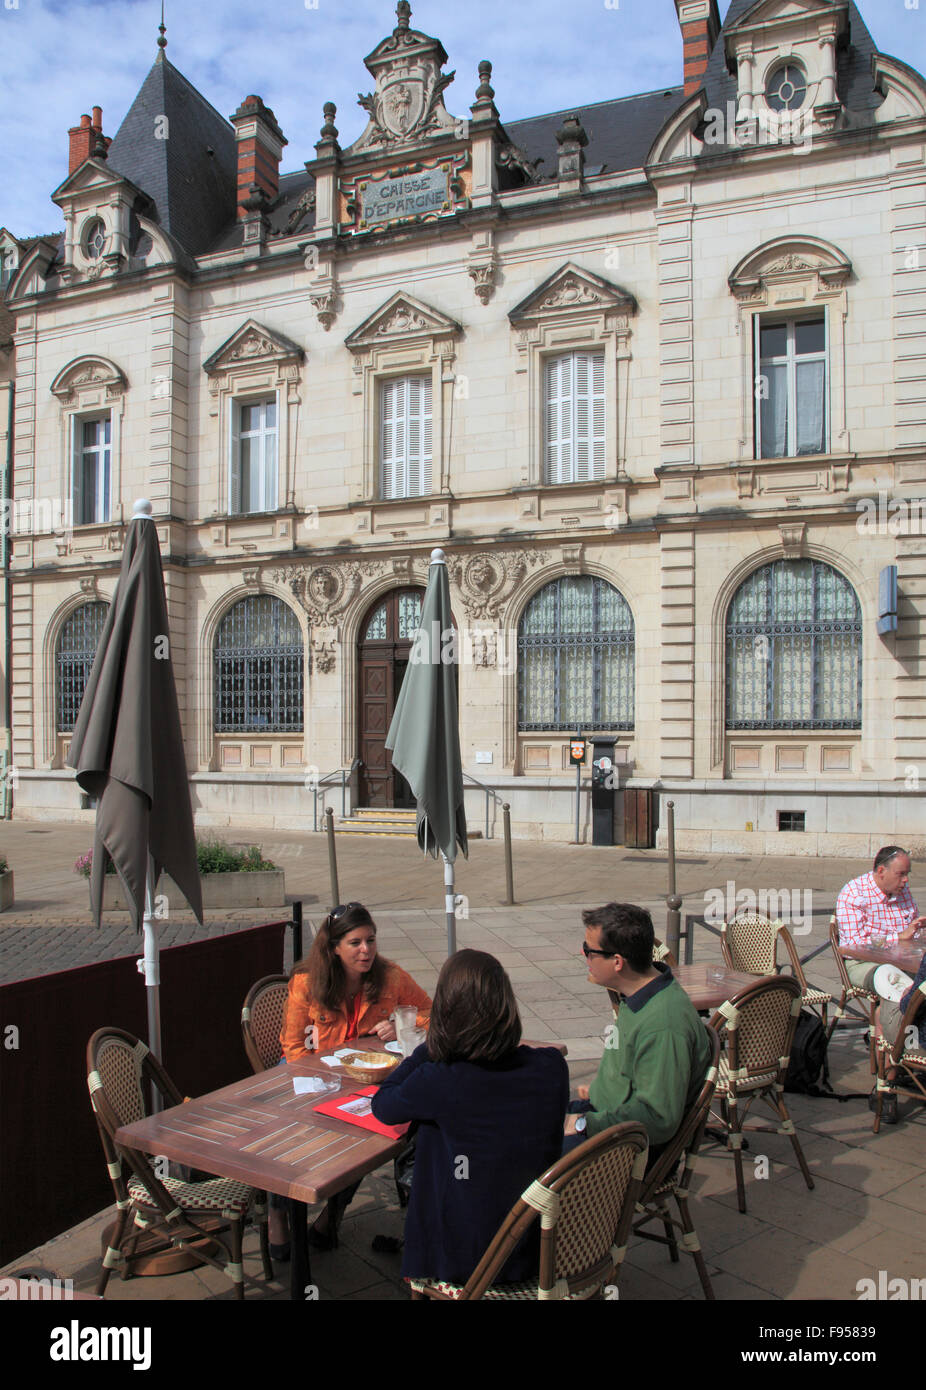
{"left": 357, "top": 588, "right": 424, "bottom": 808}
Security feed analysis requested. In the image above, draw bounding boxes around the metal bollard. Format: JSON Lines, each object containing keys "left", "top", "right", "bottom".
{"left": 325, "top": 807, "right": 340, "bottom": 908}
{"left": 503, "top": 802, "right": 514, "bottom": 905}
{"left": 665, "top": 799, "right": 681, "bottom": 960}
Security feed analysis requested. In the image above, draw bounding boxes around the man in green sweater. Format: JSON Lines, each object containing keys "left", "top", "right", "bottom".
{"left": 564, "top": 902, "right": 712, "bottom": 1160}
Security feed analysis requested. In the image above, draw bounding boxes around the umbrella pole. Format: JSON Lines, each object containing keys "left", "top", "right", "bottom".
{"left": 142, "top": 855, "right": 162, "bottom": 1111}
{"left": 443, "top": 853, "right": 456, "bottom": 956}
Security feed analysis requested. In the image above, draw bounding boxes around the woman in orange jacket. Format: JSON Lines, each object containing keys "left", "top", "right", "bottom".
{"left": 280, "top": 902, "right": 431, "bottom": 1061}
{"left": 271, "top": 902, "right": 431, "bottom": 1253}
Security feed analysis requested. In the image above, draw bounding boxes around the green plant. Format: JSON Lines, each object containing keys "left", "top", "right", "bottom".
{"left": 195, "top": 836, "right": 276, "bottom": 874}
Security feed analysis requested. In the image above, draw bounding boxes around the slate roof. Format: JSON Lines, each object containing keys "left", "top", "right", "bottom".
{"left": 504, "top": 87, "right": 685, "bottom": 180}
{"left": 106, "top": 52, "right": 237, "bottom": 257}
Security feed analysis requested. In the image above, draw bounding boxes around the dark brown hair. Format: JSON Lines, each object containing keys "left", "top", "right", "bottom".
{"left": 582, "top": 902, "right": 654, "bottom": 974}
{"left": 874, "top": 846, "right": 909, "bottom": 871}
{"left": 427, "top": 949, "right": 522, "bottom": 1065}
{"left": 291, "top": 903, "right": 387, "bottom": 1011}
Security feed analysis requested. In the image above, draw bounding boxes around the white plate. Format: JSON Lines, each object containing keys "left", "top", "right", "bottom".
{"left": 873, "top": 963, "right": 914, "bottom": 1004}
{"left": 384, "top": 1041, "right": 404, "bottom": 1055}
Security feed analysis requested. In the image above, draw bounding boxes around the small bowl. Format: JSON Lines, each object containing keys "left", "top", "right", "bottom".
{"left": 340, "top": 1050, "right": 401, "bottom": 1085}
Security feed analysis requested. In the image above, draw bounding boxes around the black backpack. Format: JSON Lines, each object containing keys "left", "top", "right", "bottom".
{"left": 784, "top": 1009, "right": 831, "bottom": 1095}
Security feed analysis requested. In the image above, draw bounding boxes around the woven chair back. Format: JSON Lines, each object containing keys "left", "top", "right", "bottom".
{"left": 242, "top": 975, "right": 289, "bottom": 1072}
{"left": 828, "top": 915, "right": 854, "bottom": 991}
{"left": 722, "top": 914, "right": 779, "bottom": 975}
{"left": 718, "top": 975, "right": 801, "bottom": 1081}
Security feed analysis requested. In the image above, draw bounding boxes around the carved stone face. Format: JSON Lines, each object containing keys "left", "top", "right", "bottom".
{"left": 309, "top": 569, "right": 338, "bottom": 603}
{"left": 469, "top": 557, "right": 496, "bottom": 592}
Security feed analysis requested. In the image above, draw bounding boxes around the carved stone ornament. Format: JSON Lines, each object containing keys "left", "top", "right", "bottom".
{"left": 311, "top": 635, "right": 338, "bottom": 674}
{"left": 497, "top": 141, "right": 544, "bottom": 185}
{"left": 467, "top": 255, "right": 499, "bottom": 305}
{"left": 509, "top": 263, "right": 637, "bottom": 328}
{"left": 242, "top": 566, "right": 261, "bottom": 589}
{"left": 310, "top": 287, "right": 339, "bottom": 331}
{"left": 346, "top": 4, "right": 463, "bottom": 155}
{"left": 448, "top": 549, "right": 546, "bottom": 621}
{"left": 50, "top": 355, "right": 128, "bottom": 404}
{"left": 345, "top": 292, "right": 462, "bottom": 354}
{"left": 778, "top": 522, "right": 806, "bottom": 559}
{"left": 203, "top": 319, "right": 305, "bottom": 377}
{"left": 729, "top": 237, "right": 852, "bottom": 303}
{"left": 273, "top": 560, "right": 381, "bottom": 626}
{"left": 79, "top": 574, "right": 99, "bottom": 596}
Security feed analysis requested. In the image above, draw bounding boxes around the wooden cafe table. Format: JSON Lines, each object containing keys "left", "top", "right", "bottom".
{"left": 841, "top": 940, "right": 925, "bottom": 974}
{"left": 115, "top": 1038, "right": 569, "bottom": 1301}
{"left": 115, "top": 1046, "right": 408, "bottom": 1301}
{"left": 672, "top": 963, "right": 760, "bottom": 1012}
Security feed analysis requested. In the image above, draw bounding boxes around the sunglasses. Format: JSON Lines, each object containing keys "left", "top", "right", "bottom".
{"left": 330, "top": 902, "right": 362, "bottom": 921}
{"left": 582, "top": 942, "right": 616, "bottom": 959}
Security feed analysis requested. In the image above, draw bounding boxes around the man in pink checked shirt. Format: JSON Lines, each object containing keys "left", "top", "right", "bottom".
{"left": 837, "top": 846, "right": 926, "bottom": 1119}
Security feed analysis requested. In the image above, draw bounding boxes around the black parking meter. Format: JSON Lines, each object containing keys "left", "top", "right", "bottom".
{"left": 591, "top": 738, "right": 617, "bottom": 846}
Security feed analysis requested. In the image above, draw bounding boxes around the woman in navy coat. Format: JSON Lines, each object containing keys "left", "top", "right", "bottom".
{"left": 371, "top": 949, "right": 569, "bottom": 1285}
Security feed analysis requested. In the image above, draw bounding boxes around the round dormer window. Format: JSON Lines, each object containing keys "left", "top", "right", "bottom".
{"left": 765, "top": 64, "right": 807, "bottom": 112}
{"left": 83, "top": 219, "right": 107, "bottom": 260}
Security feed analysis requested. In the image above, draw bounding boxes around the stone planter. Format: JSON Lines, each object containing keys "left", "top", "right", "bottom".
{"left": 0, "top": 870, "right": 13, "bottom": 911}
{"left": 96, "top": 869, "right": 286, "bottom": 912}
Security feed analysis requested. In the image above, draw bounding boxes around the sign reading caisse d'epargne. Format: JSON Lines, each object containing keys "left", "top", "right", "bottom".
{"left": 360, "top": 165, "right": 448, "bottom": 228}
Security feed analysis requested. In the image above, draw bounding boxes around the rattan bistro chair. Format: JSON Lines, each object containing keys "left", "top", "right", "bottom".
{"left": 633, "top": 1026, "right": 720, "bottom": 1300}
{"left": 708, "top": 975, "right": 815, "bottom": 1214}
{"left": 827, "top": 916, "right": 878, "bottom": 1071}
{"left": 872, "top": 981, "right": 926, "bottom": 1133}
{"left": 408, "top": 1122, "right": 649, "bottom": 1301}
{"left": 241, "top": 974, "right": 289, "bottom": 1073}
{"left": 87, "top": 1027, "right": 272, "bottom": 1299}
{"left": 721, "top": 913, "right": 833, "bottom": 1030}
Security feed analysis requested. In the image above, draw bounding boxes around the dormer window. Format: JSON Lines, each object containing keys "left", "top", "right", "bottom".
{"left": 82, "top": 219, "right": 107, "bottom": 260}
{"left": 765, "top": 64, "right": 807, "bottom": 113}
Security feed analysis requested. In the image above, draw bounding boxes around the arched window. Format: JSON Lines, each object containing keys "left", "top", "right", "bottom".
{"left": 518, "top": 577, "right": 634, "bottom": 730}
{"left": 214, "top": 596, "right": 303, "bottom": 732}
{"left": 725, "top": 560, "right": 861, "bottom": 729}
{"left": 57, "top": 601, "right": 110, "bottom": 731}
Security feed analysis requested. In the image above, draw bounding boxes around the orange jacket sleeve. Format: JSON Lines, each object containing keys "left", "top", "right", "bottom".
{"left": 280, "top": 972, "right": 318, "bottom": 1061}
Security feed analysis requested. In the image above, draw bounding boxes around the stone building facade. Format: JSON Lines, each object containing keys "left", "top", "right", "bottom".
{"left": 3, "top": 0, "right": 926, "bottom": 854}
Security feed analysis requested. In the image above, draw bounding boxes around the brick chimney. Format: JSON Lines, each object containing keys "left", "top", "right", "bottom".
{"left": 68, "top": 107, "right": 110, "bottom": 174}
{"left": 230, "top": 95, "right": 288, "bottom": 219}
{"left": 674, "top": 0, "right": 721, "bottom": 97}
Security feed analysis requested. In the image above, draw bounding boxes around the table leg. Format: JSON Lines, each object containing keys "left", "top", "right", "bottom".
{"left": 287, "top": 1199, "right": 312, "bottom": 1301}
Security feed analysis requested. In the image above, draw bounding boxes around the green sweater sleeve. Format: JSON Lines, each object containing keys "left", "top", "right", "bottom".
{"left": 584, "top": 1027, "right": 693, "bottom": 1146}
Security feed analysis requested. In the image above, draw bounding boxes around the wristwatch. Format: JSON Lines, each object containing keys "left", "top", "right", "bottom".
{"left": 574, "top": 1115, "right": 587, "bottom": 1134}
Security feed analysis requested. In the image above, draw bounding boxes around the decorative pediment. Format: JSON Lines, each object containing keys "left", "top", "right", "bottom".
{"left": 344, "top": 2, "right": 464, "bottom": 156}
{"left": 51, "top": 158, "right": 146, "bottom": 206}
{"left": 203, "top": 320, "right": 305, "bottom": 376}
{"left": 729, "top": 236, "right": 851, "bottom": 301}
{"left": 724, "top": 0, "right": 846, "bottom": 33}
{"left": 509, "top": 264, "right": 637, "bottom": 327}
{"left": 647, "top": 91, "right": 708, "bottom": 167}
{"left": 7, "top": 238, "right": 59, "bottom": 300}
{"left": 344, "top": 292, "right": 462, "bottom": 353}
{"left": 50, "top": 355, "right": 127, "bottom": 403}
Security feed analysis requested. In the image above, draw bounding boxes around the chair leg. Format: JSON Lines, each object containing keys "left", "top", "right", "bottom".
{"left": 725, "top": 1097, "right": 747, "bottom": 1214}
{"left": 659, "top": 1204, "right": 680, "bottom": 1263}
{"left": 256, "top": 1196, "right": 273, "bottom": 1281}
{"left": 231, "top": 1216, "right": 245, "bottom": 1301}
{"left": 97, "top": 1207, "right": 130, "bottom": 1295}
{"left": 772, "top": 1093, "right": 814, "bottom": 1192}
{"left": 675, "top": 1193, "right": 714, "bottom": 1301}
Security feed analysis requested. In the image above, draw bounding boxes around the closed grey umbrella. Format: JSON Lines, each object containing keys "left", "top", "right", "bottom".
{"left": 67, "top": 499, "right": 202, "bottom": 1055}
{"left": 386, "top": 547, "right": 467, "bottom": 953}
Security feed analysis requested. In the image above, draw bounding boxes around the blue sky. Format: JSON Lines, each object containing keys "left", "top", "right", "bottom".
{"left": 1, "top": 0, "right": 922, "bottom": 235}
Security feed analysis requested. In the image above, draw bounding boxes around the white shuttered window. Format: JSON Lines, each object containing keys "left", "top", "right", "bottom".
{"left": 380, "top": 375, "right": 433, "bottom": 499}
{"left": 543, "top": 351, "right": 605, "bottom": 484}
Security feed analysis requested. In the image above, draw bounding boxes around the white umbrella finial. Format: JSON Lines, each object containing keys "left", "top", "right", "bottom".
{"left": 133, "top": 498, "right": 154, "bottom": 519}
{"left": 430, "top": 547, "right": 446, "bottom": 565}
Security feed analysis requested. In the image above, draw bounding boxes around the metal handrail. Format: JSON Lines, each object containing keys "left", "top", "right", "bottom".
{"left": 312, "top": 758, "right": 361, "bottom": 831}
{"left": 462, "top": 771, "right": 507, "bottom": 840}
